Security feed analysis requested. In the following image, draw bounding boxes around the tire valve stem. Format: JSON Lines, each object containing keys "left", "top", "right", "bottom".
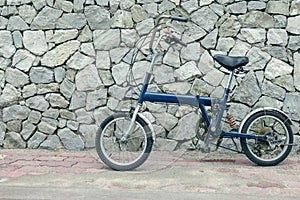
{"left": 226, "top": 115, "right": 237, "bottom": 128}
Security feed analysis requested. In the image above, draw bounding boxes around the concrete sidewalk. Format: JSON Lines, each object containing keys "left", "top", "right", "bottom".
{"left": 0, "top": 149, "right": 300, "bottom": 200}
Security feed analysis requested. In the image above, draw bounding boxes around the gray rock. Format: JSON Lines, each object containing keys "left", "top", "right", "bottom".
{"left": 0, "top": 84, "right": 21, "bottom": 107}
{"left": 294, "top": 53, "right": 300, "bottom": 91}
{"left": 288, "top": 36, "right": 300, "bottom": 51}
{"left": 274, "top": 15, "right": 287, "bottom": 28}
{"left": 153, "top": 64, "right": 175, "bottom": 84}
{"left": 136, "top": 18, "right": 154, "bottom": 36}
{"left": 93, "top": 29, "right": 120, "bottom": 50}
{"left": 56, "top": 13, "right": 86, "bottom": 29}
{"left": 85, "top": 6, "right": 110, "bottom": 30}
{"left": 108, "top": 85, "right": 128, "bottom": 100}
{"left": 182, "top": 23, "right": 206, "bottom": 43}
{"left": 41, "top": 40, "right": 80, "bottom": 67}
{"left": 86, "top": 88, "right": 107, "bottom": 111}
{"left": 3, "top": 105, "right": 30, "bottom": 122}
{"left": 219, "top": 15, "right": 241, "bottom": 37}
{"left": 152, "top": 112, "right": 178, "bottom": 131}
{"left": 60, "top": 109, "right": 76, "bottom": 120}
{"left": 94, "top": 106, "right": 113, "bottom": 126}
{"left": 198, "top": 51, "right": 214, "bottom": 74}
{"left": 163, "top": 49, "right": 180, "bottom": 68}
{"left": 242, "top": 11, "right": 274, "bottom": 28}
{"left": 26, "top": 96, "right": 49, "bottom": 112}
{"left": 5, "top": 67, "right": 29, "bottom": 88}
{"left": 181, "top": 43, "right": 201, "bottom": 61}
{"left": 266, "top": 0, "right": 289, "bottom": 15}
{"left": 28, "top": 110, "right": 42, "bottom": 124}
{"left": 121, "top": 29, "right": 139, "bottom": 48}
{"left": 168, "top": 112, "right": 198, "bottom": 140}
{"left": 265, "top": 58, "right": 293, "bottom": 80}
{"left": 30, "top": 67, "right": 53, "bottom": 84}
{"left": 0, "top": 31, "right": 16, "bottom": 58}
{"left": 7, "top": 16, "right": 29, "bottom": 31}
{"left": 28, "top": 131, "right": 47, "bottom": 149}
{"left": 0, "top": 122, "right": 6, "bottom": 146}
{"left": 111, "top": 10, "right": 133, "bottom": 28}
{"left": 287, "top": 16, "right": 300, "bottom": 35}
{"left": 3, "top": 132, "right": 26, "bottom": 149}
{"left": 265, "top": 46, "right": 288, "bottom": 62}
{"left": 112, "top": 62, "right": 130, "bottom": 85}
{"left": 40, "top": 135, "right": 62, "bottom": 149}
{"left": 175, "top": 61, "right": 201, "bottom": 81}
{"left": 245, "top": 47, "right": 271, "bottom": 70}
{"left": 78, "top": 25, "right": 92, "bottom": 42}
{"left": 232, "top": 71, "right": 261, "bottom": 107}
{"left": 162, "top": 82, "right": 191, "bottom": 94}
{"left": 74, "top": 0, "right": 85, "bottom": 12}
{"left": 216, "top": 37, "right": 235, "bottom": 52}
{"left": 66, "top": 120, "right": 79, "bottom": 130}
{"left": 60, "top": 78, "right": 75, "bottom": 99}
{"left": 38, "top": 117, "right": 58, "bottom": 135}
{"left": 49, "top": 30, "right": 78, "bottom": 44}
{"left": 0, "top": 16, "right": 8, "bottom": 29}
{"left": 254, "top": 96, "right": 283, "bottom": 110}
{"left": 67, "top": 52, "right": 94, "bottom": 70}
{"left": 110, "top": 47, "right": 130, "bottom": 64}
{"left": 181, "top": 0, "right": 198, "bottom": 13}
{"left": 283, "top": 93, "right": 300, "bottom": 120}
{"left": 37, "top": 83, "right": 60, "bottom": 94}
{"left": 75, "top": 64, "right": 102, "bottom": 91}
{"left": 58, "top": 128, "right": 84, "bottom": 150}
{"left": 238, "top": 28, "right": 266, "bottom": 44}
{"left": 47, "top": 93, "right": 69, "bottom": 108}
{"left": 229, "top": 40, "right": 251, "bottom": 56}
{"left": 70, "top": 91, "right": 86, "bottom": 110}
{"left": 248, "top": 1, "right": 266, "bottom": 11}
{"left": 54, "top": 0, "right": 73, "bottom": 12}
{"left": 226, "top": 1, "right": 247, "bottom": 14}
{"left": 267, "top": 29, "right": 288, "bottom": 46}
{"left": 131, "top": 5, "right": 148, "bottom": 23}
{"left": 262, "top": 80, "right": 286, "bottom": 100}
{"left": 153, "top": 137, "right": 177, "bottom": 151}
{"left": 12, "top": 50, "right": 36, "bottom": 72}
{"left": 23, "top": 31, "right": 47, "bottom": 55}
{"left": 203, "top": 68, "right": 224, "bottom": 87}
{"left": 75, "top": 108, "right": 93, "bottom": 124}
{"left": 42, "top": 108, "right": 59, "bottom": 119}
{"left": 158, "top": 0, "right": 176, "bottom": 13}
{"left": 79, "top": 124, "right": 98, "bottom": 148}
{"left": 96, "top": 51, "right": 110, "bottom": 69}
{"left": 6, "top": 120, "right": 21, "bottom": 133}
{"left": 80, "top": 42, "right": 95, "bottom": 56}
{"left": 132, "top": 61, "right": 151, "bottom": 84}
{"left": 201, "top": 28, "right": 218, "bottom": 49}
{"left": 54, "top": 67, "right": 65, "bottom": 83}
{"left": 12, "top": 31, "right": 23, "bottom": 48}
{"left": 191, "top": 78, "right": 214, "bottom": 96}
{"left": 31, "top": 6, "right": 63, "bottom": 30}
{"left": 191, "top": 6, "right": 219, "bottom": 31}
{"left": 290, "top": 0, "right": 300, "bottom": 16}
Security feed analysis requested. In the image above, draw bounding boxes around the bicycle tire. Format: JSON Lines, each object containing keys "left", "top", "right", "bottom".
{"left": 95, "top": 113, "right": 153, "bottom": 171}
{"left": 240, "top": 110, "right": 293, "bottom": 166}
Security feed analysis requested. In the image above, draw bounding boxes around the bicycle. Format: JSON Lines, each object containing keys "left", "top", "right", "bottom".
{"left": 95, "top": 15, "right": 294, "bottom": 171}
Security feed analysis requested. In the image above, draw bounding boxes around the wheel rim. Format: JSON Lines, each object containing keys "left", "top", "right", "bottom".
{"left": 244, "top": 115, "right": 289, "bottom": 162}
{"left": 100, "top": 117, "right": 148, "bottom": 167}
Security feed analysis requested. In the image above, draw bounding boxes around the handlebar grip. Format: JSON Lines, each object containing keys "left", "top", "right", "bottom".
{"left": 170, "top": 16, "right": 188, "bottom": 22}
{"left": 171, "top": 35, "right": 187, "bottom": 47}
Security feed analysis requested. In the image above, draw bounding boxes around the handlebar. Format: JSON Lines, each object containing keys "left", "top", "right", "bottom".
{"left": 155, "top": 15, "right": 188, "bottom": 25}
{"left": 150, "top": 15, "right": 189, "bottom": 52}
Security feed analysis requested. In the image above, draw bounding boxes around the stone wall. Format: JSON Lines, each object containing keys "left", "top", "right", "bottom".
{"left": 0, "top": 0, "right": 300, "bottom": 151}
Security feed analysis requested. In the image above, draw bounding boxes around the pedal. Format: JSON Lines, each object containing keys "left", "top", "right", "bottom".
{"left": 216, "top": 136, "right": 223, "bottom": 150}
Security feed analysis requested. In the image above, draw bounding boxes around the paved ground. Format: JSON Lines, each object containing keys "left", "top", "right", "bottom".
{"left": 0, "top": 149, "right": 300, "bottom": 200}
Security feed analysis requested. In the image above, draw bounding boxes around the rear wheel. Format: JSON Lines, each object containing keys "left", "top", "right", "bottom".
{"left": 240, "top": 110, "right": 293, "bottom": 166}
{"left": 95, "top": 113, "right": 153, "bottom": 171}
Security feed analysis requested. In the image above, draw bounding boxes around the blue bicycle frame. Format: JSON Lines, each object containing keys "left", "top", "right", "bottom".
{"left": 136, "top": 56, "right": 266, "bottom": 142}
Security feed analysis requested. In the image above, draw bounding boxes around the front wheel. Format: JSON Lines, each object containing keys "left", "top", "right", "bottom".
{"left": 240, "top": 110, "right": 293, "bottom": 166}
{"left": 95, "top": 113, "right": 153, "bottom": 171}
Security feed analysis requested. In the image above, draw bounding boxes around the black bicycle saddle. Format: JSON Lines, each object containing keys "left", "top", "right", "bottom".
{"left": 213, "top": 54, "right": 249, "bottom": 71}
